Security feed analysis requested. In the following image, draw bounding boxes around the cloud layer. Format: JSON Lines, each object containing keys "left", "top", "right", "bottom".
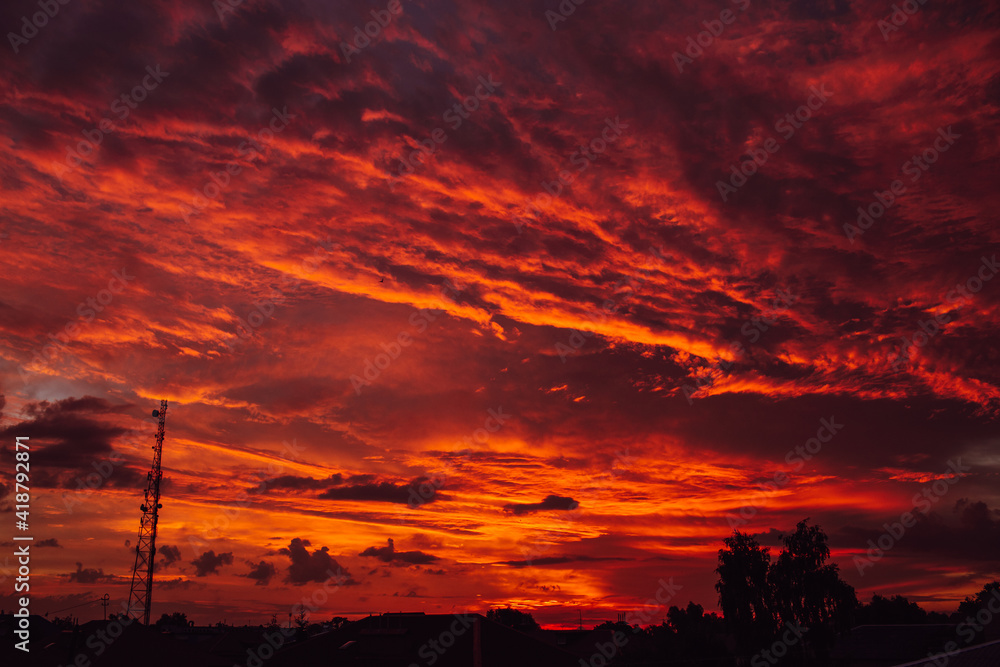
{"left": 0, "top": 0, "right": 998, "bottom": 627}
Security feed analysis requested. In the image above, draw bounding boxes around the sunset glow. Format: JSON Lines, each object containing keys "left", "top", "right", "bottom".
{"left": 0, "top": 0, "right": 998, "bottom": 632}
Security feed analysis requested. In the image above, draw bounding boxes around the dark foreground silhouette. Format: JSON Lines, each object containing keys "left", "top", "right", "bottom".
{"left": 3, "top": 520, "right": 998, "bottom": 666}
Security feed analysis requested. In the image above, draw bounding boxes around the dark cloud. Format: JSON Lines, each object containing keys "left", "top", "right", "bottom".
{"left": 157, "top": 578, "right": 200, "bottom": 591}
{"left": 837, "top": 499, "right": 1000, "bottom": 562}
{"left": 393, "top": 590, "right": 419, "bottom": 597}
{"left": 37, "top": 538, "right": 61, "bottom": 548}
{"left": 318, "top": 479, "right": 437, "bottom": 505}
{"left": 0, "top": 396, "right": 146, "bottom": 491}
{"left": 2, "top": 0, "right": 998, "bottom": 622}
{"left": 0, "top": 397, "right": 127, "bottom": 470}
{"left": 359, "top": 538, "right": 440, "bottom": 565}
{"left": 158, "top": 544, "right": 181, "bottom": 567}
{"left": 503, "top": 494, "right": 580, "bottom": 515}
{"left": 279, "top": 538, "right": 354, "bottom": 585}
{"left": 496, "top": 555, "right": 631, "bottom": 569}
{"left": 67, "top": 562, "right": 113, "bottom": 584}
{"left": 253, "top": 472, "right": 375, "bottom": 493}
{"left": 23, "top": 397, "right": 127, "bottom": 417}
{"left": 243, "top": 560, "right": 277, "bottom": 585}
{"left": 191, "top": 550, "right": 234, "bottom": 577}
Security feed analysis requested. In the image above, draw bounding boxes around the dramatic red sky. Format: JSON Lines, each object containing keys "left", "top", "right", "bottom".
{"left": 1, "top": 0, "right": 998, "bottom": 629}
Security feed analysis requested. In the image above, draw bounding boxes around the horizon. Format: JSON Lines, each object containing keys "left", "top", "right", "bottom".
{"left": 1, "top": 0, "right": 999, "bottom": 641}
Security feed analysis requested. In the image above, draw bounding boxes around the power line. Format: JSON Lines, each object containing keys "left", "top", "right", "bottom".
{"left": 45, "top": 598, "right": 101, "bottom": 616}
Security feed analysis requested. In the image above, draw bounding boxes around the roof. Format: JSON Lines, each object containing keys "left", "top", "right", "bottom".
{"left": 23, "top": 623, "right": 221, "bottom": 667}
{"left": 267, "top": 613, "right": 581, "bottom": 666}
{"left": 891, "top": 638, "right": 1000, "bottom": 667}
{"left": 831, "top": 624, "right": 960, "bottom": 664}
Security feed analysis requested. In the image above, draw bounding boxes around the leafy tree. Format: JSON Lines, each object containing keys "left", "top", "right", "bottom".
{"left": 956, "top": 580, "right": 1000, "bottom": 618}
{"left": 629, "top": 604, "right": 730, "bottom": 664}
{"left": 667, "top": 602, "right": 708, "bottom": 636}
{"left": 716, "top": 520, "right": 856, "bottom": 659}
{"left": 329, "top": 616, "right": 349, "bottom": 629}
{"left": 768, "top": 519, "right": 856, "bottom": 645}
{"left": 715, "top": 530, "right": 774, "bottom": 652}
{"left": 486, "top": 606, "right": 540, "bottom": 631}
{"left": 50, "top": 615, "right": 75, "bottom": 631}
{"left": 855, "top": 594, "right": 928, "bottom": 625}
{"left": 593, "top": 619, "right": 637, "bottom": 634}
{"left": 666, "top": 602, "right": 729, "bottom": 659}
{"left": 155, "top": 612, "right": 188, "bottom": 628}
{"left": 954, "top": 580, "right": 1000, "bottom": 641}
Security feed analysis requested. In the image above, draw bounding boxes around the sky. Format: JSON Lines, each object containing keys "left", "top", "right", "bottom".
{"left": 0, "top": 0, "right": 999, "bottom": 630}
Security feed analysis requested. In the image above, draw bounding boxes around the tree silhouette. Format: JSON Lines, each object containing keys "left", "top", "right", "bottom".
{"left": 768, "top": 519, "right": 856, "bottom": 654}
{"left": 956, "top": 580, "right": 1000, "bottom": 617}
{"left": 855, "top": 594, "right": 928, "bottom": 625}
{"left": 155, "top": 612, "right": 189, "bottom": 628}
{"left": 955, "top": 580, "right": 1000, "bottom": 641}
{"left": 716, "top": 520, "right": 855, "bottom": 658}
{"left": 50, "top": 615, "right": 75, "bottom": 631}
{"left": 486, "top": 606, "right": 540, "bottom": 631}
{"left": 715, "top": 530, "right": 774, "bottom": 653}
{"left": 667, "top": 601, "right": 725, "bottom": 638}
{"left": 663, "top": 602, "right": 729, "bottom": 659}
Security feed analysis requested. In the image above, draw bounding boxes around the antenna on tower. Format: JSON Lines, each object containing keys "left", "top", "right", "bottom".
{"left": 127, "top": 399, "right": 168, "bottom": 625}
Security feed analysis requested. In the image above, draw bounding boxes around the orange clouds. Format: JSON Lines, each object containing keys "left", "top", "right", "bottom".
{"left": 0, "top": 0, "right": 998, "bottom": 627}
